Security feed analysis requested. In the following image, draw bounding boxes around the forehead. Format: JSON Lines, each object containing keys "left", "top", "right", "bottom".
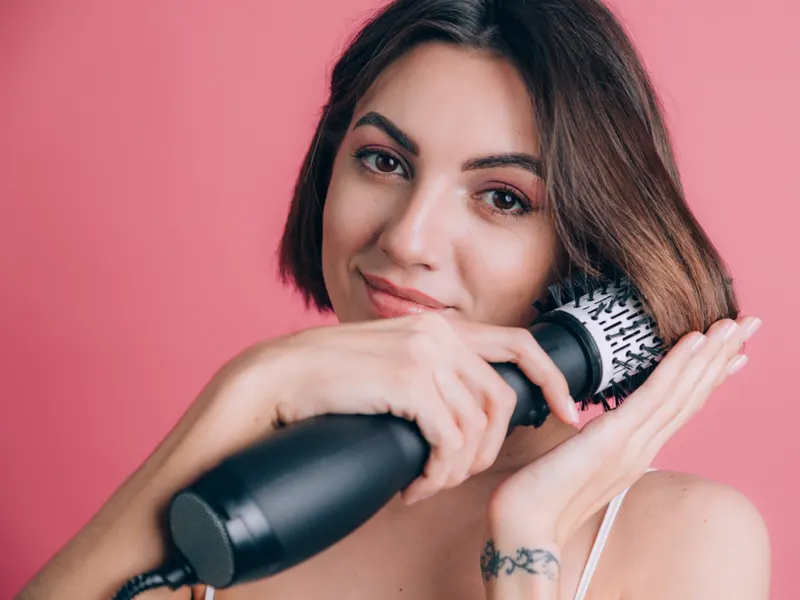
{"left": 354, "top": 42, "right": 541, "bottom": 157}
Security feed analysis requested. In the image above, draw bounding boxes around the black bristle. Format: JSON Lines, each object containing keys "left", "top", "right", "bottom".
{"left": 529, "top": 269, "right": 666, "bottom": 416}
{"left": 532, "top": 300, "right": 549, "bottom": 315}
{"left": 532, "top": 270, "right": 625, "bottom": 314}
{"left": 572, "top": 273, "right": 583, "bottom": 307}
{"left": 580, "top": 360, "right": 661, "bottom": 413}
{"left": 548, "top": 282, "right": 563, "bottom": 307}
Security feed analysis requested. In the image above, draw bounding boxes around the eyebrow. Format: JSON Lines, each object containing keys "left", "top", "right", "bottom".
{"left": 352, "top": 111, "right": 543, "bottom": 178}
{"left": 353, "top": 112, "right": 419, "bottom": 155}
{"left": 462, "top": 154, "right": 543, "bottom": 178}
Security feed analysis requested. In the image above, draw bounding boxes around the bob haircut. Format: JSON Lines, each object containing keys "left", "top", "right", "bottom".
{"left": 278, "top": 0, "right": 738, "bottom": 346}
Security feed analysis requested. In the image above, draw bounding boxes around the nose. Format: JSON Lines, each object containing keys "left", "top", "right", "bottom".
{"left": 376, "top": 183, "right": 456, "bottom": 271}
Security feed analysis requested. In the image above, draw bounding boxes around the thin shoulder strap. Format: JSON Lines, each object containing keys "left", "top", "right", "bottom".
{"left": 205, "top": 469, "right": 658, "bottom": 600}
{"left": 573, "top": 468, "right": 657, "bottom": 600}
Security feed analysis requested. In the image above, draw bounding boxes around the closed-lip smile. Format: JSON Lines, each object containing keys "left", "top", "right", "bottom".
{"left": 360, "top": 272, "right": 448, "bottom": 315}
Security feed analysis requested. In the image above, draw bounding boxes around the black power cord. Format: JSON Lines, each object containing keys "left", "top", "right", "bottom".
{"left": 111, "top": 555, "right": 197, "bottom": 600}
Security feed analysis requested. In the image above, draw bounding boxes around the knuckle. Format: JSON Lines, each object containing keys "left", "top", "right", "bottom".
{"left": 273, "top": 399, "right": 297, "bottom": 425}
{"left": 394, "top": 361, "right": 423, "bottom": 390}
{"left": 709, "top": 319, "right": 736, "bottom": 344}
{"left": 488, "top": 383, "right": 517, "bottom": 416}
{"left": 430, "top": 464, "right": 452, "bottom": 489}
{"left": 446, "top": 465, "right": 469, "bottom": 487}
{"left": 437, "top": 423, "right": 464, "bottom": 453}
{"left": 500, "top": 382, "right": 517, "bottom": 410}
{"left": 511, "top": 328, "right": 534, "bottom": 356}
{"left": 472, "top": 451, "right": 496, "bottom": 473}
{"left": 464, "top": 408, "right": 489, "bottom": 434}
{"left": 413, "top": 311, "right": 448, "bottom": 334}
{"left": 471, "top": 461, "right": 489, "bottom": 477}
{"left": 405, "top": 329, "right": 438, "bottom": 360}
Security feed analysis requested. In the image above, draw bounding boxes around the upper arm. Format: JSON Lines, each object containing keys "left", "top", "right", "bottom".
{"left": 623, "top": 471, "right": 771, "bottom": 600}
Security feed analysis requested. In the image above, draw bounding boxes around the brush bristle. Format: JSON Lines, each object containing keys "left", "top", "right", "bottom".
{"left": 533, "top": 270, "right": 667, "bottom": 412}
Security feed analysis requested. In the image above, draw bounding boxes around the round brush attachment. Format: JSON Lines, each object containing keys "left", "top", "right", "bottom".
{"left": 533, "top": 272, "right": 666, "bottom": 410}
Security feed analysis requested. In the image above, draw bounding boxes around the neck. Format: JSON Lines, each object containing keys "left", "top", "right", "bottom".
{"left": 481, "top": 415, "right": 580, "bottom": 477}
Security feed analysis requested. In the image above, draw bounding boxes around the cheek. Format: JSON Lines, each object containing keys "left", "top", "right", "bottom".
{"left": 323, "top": 172, "right": 381, "bottom": 262}
{"left": 321, "top": 165, "right": 388, "bottom": 306}
{"left": 464, "top": 224, "right": 560, "bottom": 325}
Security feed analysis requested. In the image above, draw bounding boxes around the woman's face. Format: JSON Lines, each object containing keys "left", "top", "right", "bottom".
{"left": 321, "top": 42, "right": 563, "bottom": 328}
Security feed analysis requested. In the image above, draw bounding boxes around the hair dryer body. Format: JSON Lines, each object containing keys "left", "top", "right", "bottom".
{"left": 166, "top": 318, "right": 595, "bottom": 588}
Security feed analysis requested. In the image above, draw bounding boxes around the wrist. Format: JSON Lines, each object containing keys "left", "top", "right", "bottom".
{"left": 487, "top": 496, "right": 558, "bottom": 543}
{"left": 480, "top": 535, "right": 562, "bottom": 600}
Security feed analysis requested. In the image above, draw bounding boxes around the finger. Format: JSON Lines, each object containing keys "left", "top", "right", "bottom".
{"left": 397, "top": 378, "right": 465, "bottom": 505}
{"left": 664, "top": 315, "right": 756, "bottom": 431}
{"left": 455, "top": 322, "right": 577, "bottom": 426}
{"left": 402, "top": 366, "right": 485, "bottom": 505}
{"left": 721, "top": 353, "right": 748, "bottom": 381}
{"left": 442, "top": 337, "right": 521, "bottom": 474}
{"left": 645, "top": 316, "right": 752, "bottom": 451}
{"left": 452, "top": 353, "right": 519, "bottom": 475}
{"left": 412, "top": 315, "right": 512, "bottom": 478}
{"left": 433, "top": 368, "right": 488, "bottom": 488}
{"left": 613, "top": 328, "right": 707, "bottom": 431}
{"left": 713, "top": 316, "right": 760, "bottom": 387}
{"left": 638, "top": 319, "right": 733, "bottom": 439}
{"left": 401, "top": 444, "right": 453, "bottom": 506}
{"left": 470, "top": 374, "right": 517, "bottom": 475}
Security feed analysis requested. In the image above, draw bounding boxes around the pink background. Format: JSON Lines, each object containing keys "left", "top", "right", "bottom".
{"left": 1, "top": 0, "right": 797, "bottom": 597}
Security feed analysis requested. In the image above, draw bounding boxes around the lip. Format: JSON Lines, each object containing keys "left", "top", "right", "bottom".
{"left": 360, "top": 272, "right": 448, "bottom": 317}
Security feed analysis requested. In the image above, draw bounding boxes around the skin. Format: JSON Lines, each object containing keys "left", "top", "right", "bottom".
{"left": 16, "top": 42, "right": 770, "bottom": 600}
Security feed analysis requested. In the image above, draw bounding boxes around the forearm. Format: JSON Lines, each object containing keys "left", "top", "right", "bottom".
{"left": 16, "top": 358, "right": 283, "bottom": 600}
{"left": 16, "top": 403, "right": 208, "bottom": 599}
{"left": 480, "top": 534, "right": 561, "bottom": 600}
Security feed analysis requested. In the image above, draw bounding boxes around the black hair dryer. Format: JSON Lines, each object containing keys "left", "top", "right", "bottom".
{"left": 166, "top": 315, "right": 596, "bottom": 589}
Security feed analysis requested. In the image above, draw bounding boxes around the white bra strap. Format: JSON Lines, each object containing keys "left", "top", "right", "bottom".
{"left": 573, "top": 468, "right": 657, "bottom": 600}
{"left": 205, "top": 469, "right": 658, "bottom": 600}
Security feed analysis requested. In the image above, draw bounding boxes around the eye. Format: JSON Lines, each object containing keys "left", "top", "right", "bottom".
{"left": 353, "top": 148, "right": 407, "bottom": 177}
{"left": 478, "top": 187, "right": 532, "bottom": 216}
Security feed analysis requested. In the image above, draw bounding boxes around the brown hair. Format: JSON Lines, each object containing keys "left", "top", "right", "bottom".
{"left": 278, "top": 0, "right": 738, "bottom": 345}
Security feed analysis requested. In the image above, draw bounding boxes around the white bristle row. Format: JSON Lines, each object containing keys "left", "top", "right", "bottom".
{"left": 551, "top": 278, "right": 664, "bottom": 396}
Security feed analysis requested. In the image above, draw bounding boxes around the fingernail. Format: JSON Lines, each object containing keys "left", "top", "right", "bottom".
{"left": 722, "top": 321, "right": 740, "bottom": 343}
{"left": 567, "top": 400, "right": 580, "bottom": 425}
{"left": 691, "top": 334, "right": 708, "bottom": 354}
{"left": 742, "top": 317, "right": 762, "bottom": 341}
{"left": 727, "top": 354, "right": 748, "bottom": 375}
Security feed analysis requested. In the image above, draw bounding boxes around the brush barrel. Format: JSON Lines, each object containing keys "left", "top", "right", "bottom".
{"left": 167, "top": 317, "right": 595, "bottom": 588}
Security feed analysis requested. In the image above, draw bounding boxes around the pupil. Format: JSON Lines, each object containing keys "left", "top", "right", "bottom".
{"left": 376, "top": 154, "right": 396, "bottom": 172}
{"left": 494, "top": 191, "right": 516, "bottom": 209}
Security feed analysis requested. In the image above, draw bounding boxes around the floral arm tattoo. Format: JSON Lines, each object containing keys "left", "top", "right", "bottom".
{"left": 479, "top": 539, "right": 560, "bottom": 582}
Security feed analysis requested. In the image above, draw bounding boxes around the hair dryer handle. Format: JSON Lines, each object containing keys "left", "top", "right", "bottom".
{"left": 167, "top": 319, "right": 592, "bottom": 587}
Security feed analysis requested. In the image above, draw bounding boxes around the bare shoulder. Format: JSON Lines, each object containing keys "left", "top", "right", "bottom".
{"left": 616, "top": 469, "right": 771, "bottom": 600}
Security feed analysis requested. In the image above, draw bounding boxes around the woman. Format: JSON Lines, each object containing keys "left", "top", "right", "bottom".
{"left": 18, "top": 0, "right": 770, "bottom": 598}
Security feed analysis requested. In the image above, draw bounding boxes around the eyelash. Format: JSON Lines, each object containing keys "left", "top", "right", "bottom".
{"left": 350, "top": 147, "right": 535, "bottom": 218}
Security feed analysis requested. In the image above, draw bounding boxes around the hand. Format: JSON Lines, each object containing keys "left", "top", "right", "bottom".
{"left": 263, "top": 312, "right": 579, "bottom": 504}
{"left": 483, "top": 315, "right": 760, "bottom": 552}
